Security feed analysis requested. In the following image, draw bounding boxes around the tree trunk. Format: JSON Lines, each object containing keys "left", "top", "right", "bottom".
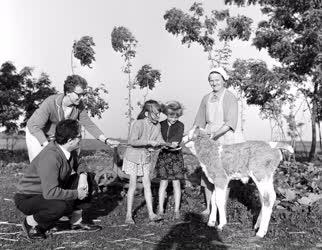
{"left": 71, "top": 49, "right": 75, "bottom": 74}
{"left": 127, "top": 72, "right": 132, "bottom": 138}
{"left": 318, "top": 121, "right": 322, "bottom": 151}
{"left": 309, "top": 95, "right": 317, "bottom": 161}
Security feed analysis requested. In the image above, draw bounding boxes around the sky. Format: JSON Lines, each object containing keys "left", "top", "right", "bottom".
{"left": 0, "top": 0, "right": 312, "bottom": 141}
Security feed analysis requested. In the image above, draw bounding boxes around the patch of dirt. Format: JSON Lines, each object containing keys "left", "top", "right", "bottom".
{"left": 0, "top": 150, "right": 321, "bottom": 249}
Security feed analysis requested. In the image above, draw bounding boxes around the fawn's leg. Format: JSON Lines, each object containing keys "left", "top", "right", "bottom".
{"left": 254, "top": 178, "right": 276, "bottom": 237}
{"left": 215, "top": 183, "right": 229, "bottom": 230}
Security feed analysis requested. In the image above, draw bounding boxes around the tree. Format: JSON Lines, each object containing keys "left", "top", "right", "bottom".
{"left": 111, "top": 26, "right": 137, "bottom": 137}
{"left": 20, "top": 69, "right": 57, "bottom": 127}
{"left": 0, "top": 62, "right": 23, "bottom": 132}
{"left": 164, "top": 2, "right": 252, "bottom": 134}
{"left": 164, "top": 2, "right": 252, "bottom": 67}
{"left": 83, "top": 85, "right": 109, "bottom": 119}
{"left": 228, "top": 59, "right": 293, "bottom": 140}
{"left": 72, "top": 36, "right": 96, "bottom": 73}
{"left": 71, "top": 36, "right": 109, "bottom": 122}
{"left": 225, "top": 0, "right": 322, "bottom": 160}
{"left": 0, "top": 61, "right": 57, "bottom": 150}
{"left": 135, "top": 64, "right": 161, "bottom": 105}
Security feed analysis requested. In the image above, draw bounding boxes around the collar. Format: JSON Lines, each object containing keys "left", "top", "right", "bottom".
{"left": 211, "top": 88, "right": 226, "bottom": 101}
{"left": 58, "top": 144, "right": 71, "bottom": 160}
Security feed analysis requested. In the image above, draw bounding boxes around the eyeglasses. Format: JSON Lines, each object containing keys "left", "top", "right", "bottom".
{"left": 73, "top": 91, "right": 86, "bottom": 98}
{"left": 74, "top": 134, "right": 82, "bottom": 140}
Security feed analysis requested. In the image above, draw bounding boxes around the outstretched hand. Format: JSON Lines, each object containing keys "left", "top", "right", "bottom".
{"left": 105, "top": 139, "right": 120, "bottom": 148}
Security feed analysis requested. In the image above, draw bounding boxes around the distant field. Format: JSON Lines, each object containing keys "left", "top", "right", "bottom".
{"left": 0, "top": 138, "right": 126, "bottom": 151}
{"left": 0, "top": 137, "right": 320, "bottom": 152}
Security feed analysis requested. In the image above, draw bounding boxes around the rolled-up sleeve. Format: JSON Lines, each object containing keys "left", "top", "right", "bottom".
{"left": 27, "top": 98, "right": 51, "bottom": 145}
{"left": 223, "top": 92, "right": 238, "bottom": 131}
{"left": 193, "top": 95, "right": 208, "bottom": 129}
{"left": 128, "top": 120, "right": 149, "bottom": 146}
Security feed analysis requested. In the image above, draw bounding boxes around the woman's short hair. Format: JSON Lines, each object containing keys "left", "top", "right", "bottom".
{"left": 55, "top": 119, "right": 80, "bottom": 145}
{"left": 162, "top": 101, "right": 184, "bottom": 117}
{"left": 63, "top": 75, "right": 88, "bottom": 94}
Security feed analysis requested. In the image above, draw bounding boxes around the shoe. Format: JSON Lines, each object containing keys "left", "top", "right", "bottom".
{"left": 22, "top": 218, "right": 46, "bottom": 240}
{"left": 71, "top": 222, "right": 102, "bottom": 232}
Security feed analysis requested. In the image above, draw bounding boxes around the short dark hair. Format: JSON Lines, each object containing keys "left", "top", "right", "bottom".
{"left": 63, "top": 75, "right": 88, "bottom": 94}
{"left": 55, "top": 119, "right": 80, "bottom": 145}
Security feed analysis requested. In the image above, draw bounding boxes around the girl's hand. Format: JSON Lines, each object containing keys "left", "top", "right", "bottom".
{"left": 148, "top": 140, "right": 159, "bottom": 147}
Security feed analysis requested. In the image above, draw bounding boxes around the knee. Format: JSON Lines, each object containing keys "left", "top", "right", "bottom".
{"left": 142, "top": 179, "right": 151, "bottom": 189}
{"left": 49, "top": 201, "right": 71, "bottom": 216}
{"left": 160, "top": 180, "right": 168, "bottom": 189}
{"left": 128, "top": 181, "right": 137, "bottom": 191}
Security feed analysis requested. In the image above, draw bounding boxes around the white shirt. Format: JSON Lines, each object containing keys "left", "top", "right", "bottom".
{"left": 58, "top": 145, "right": 70, "bottom": 160}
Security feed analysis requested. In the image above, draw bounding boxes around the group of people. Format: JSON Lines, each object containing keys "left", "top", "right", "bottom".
{"left": 14, "top": 67, "right": 244, "bottom": 240}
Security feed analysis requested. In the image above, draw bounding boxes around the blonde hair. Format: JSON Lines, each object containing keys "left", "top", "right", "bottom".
{"left": 162, "top": 101, "right": 184, "bottom": 117}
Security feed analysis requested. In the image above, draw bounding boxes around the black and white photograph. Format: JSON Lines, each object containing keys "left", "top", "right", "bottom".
{"left": 0, "top": 0, "right": 321, "bottom": 249}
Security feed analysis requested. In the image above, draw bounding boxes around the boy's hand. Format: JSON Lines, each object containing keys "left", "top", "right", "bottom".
{"left": 171, "top": 142, "right": 179, "bottom": 148}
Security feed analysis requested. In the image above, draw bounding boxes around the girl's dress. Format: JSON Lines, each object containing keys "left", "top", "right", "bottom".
{"left": 155, "top": 120, "right": 186, "bottom": 180}
{"left": 122, "top": 118, "right": 164, "bottom": 176}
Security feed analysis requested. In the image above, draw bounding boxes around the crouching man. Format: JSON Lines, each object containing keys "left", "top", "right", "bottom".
{"left": 14, "top": 119, "right": 101, "bottom": 240}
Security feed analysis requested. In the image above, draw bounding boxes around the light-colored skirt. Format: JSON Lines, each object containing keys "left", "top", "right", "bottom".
{"left": 122, "top": 158, "right": 151, "bottom": 177}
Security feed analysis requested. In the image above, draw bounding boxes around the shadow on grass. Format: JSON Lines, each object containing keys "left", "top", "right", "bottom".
{"left": 82, "top": 183, "right": 124, "bottom": 223}
{"left": 156, "top": 212, "right": 228, "bottom": 250}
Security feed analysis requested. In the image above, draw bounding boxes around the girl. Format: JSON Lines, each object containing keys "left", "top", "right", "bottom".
{"left": 122, "top": 100, "right": 165, "bottom": 224}
{"left": 155, "top": 101, "right": 185, "bottom": 220}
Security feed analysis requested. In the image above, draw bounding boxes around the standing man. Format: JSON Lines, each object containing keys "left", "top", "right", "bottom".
{"left": 26, "top": 74, "right": 119, "bottom": 161}
{"left": 15, "top": 119, "right": 101, "bottom": 240}
{"left": 192, "top": 67, "right": 244, "bottom": 217}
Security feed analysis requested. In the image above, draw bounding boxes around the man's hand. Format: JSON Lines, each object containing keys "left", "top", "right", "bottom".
{"left": 77, "top": 187, "right": 87, "bottom": 200}
{"left": 77, "top": 173, "right": 88, "bottom": 198}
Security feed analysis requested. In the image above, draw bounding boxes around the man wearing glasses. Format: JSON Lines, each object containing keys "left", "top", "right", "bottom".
{"left": 15, "top": 119, "right": 101, "bottom": 240}
{"left": 26, "top": 74, "right": 119, "bottom": 161}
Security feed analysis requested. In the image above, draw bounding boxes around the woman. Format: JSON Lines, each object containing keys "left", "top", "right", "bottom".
{"left": 26, "top": 74, "right": 119, "bottom": 162}
{"left": 192, "top": 67, "right": 244, "bottom": 217}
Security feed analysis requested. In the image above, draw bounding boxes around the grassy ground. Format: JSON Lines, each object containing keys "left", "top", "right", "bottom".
{"left": 0, "top": 145, "right": 321, "bottom": 249}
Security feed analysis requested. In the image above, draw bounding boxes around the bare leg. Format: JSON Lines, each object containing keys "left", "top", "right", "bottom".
{"left": 142, "top": 172, "right": 157, "bottom": 220}
{"left": 158, "top": 180, "right": 168, "bottom": 215}
{"left": 173, "top": 180, "right": 181, "bottom": 219}
{"left": 125, "top": 174, "right": 137, "bottom": 224}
